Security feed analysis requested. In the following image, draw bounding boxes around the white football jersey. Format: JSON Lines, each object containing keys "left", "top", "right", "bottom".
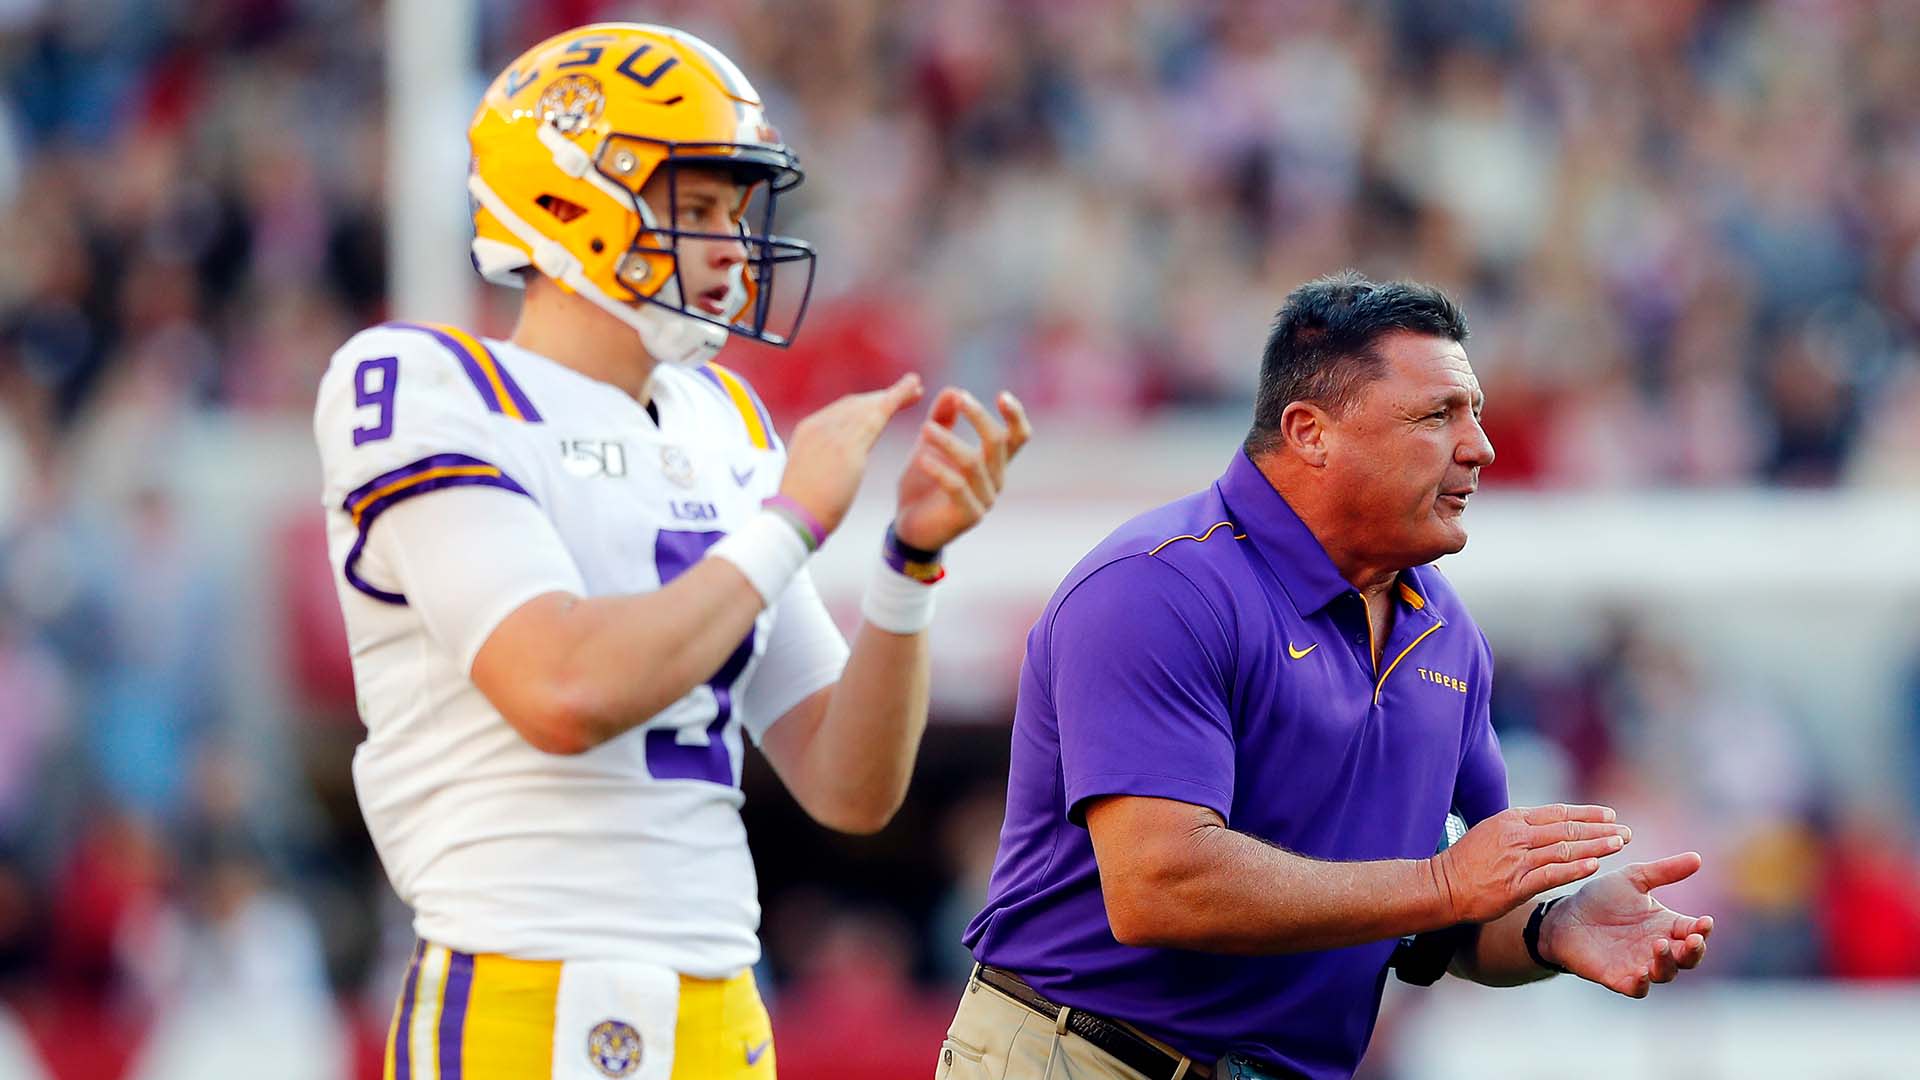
{"left": 313, "top": 321, "right": 848, "bottom": 977}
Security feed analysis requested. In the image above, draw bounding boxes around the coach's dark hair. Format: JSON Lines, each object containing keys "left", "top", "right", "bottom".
{"left": 1244, "top": 271, "right": 1468, "bottom": 455}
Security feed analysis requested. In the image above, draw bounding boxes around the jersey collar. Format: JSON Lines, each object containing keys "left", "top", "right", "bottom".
{"left": 1214, "top": 448, "right": 1362, "bottom": 616}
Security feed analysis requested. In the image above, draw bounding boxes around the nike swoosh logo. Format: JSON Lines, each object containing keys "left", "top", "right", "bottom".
{"left": 746, "top": 1038, "right": 772, "bottom": 1066}
{"left": 731, "top": 465, "right": 755, "bottom": 487}
{"left": 1288, "top": 642, "right": 1318, "bottom": 660}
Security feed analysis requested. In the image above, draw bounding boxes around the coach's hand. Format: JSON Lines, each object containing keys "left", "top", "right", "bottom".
{"left": 1430, "top": 804, "right": 1632, "bottom": 924}
{"left": 780, "top": 374, "right": 925, "bottom": 535}
{"left": 1539, "top": 851, "right": 1713, "bottom": 997}
{"left": 893, "top": 388, "right": 1032, "bottom": 551}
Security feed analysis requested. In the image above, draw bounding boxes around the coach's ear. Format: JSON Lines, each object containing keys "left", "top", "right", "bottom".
{"left": 1278, "top": 401, "right": 1331, "bottom": 468}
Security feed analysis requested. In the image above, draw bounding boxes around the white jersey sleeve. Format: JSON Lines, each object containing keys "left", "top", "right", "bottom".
{"left": 314, "top": 322, "right": 551, "bottom": 607}
{"left": 736, "top": 567, "right": 849, "bottom": 743}
{"left": 370, "top": 488, "right": 585, "bottom": 674}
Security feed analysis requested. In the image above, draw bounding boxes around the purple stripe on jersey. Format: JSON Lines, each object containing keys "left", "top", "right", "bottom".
{"left": 341, "top": 453, "right": 534, "bottom": 606}
{"left": 339, "top": 452, "right": 523, "bottom": 512}
{"left": 394, "top": 941, "right": 425, "bottom": 1080}
{"left": 490, "top": 352, "right": 544, "bottom": 423}
{"left": 438, "top": 950, "right": 475, "bottom": 1080}
{"left": 384, "top": 321, "right": 504, "bottom": 414}
{"left": 694, "top": 364, "right": 734, "bottom": 404}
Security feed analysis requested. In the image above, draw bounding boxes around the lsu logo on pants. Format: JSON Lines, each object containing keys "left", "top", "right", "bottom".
{"left": 588, "top": 1018, "right": 643, "bottom": 1077}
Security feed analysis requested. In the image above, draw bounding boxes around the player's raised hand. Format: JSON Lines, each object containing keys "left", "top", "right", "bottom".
{"left": 1538, "top": 851, "right": 1713, "bottom": 997}
{"left": 780, "top": 374, "right": 925, "bottom": 535}
{"left": 894, "top": 388, "right": 1032, "bottom": 551}
{"left": 1430, "top": 804, "right": 1632, "bottom": 924}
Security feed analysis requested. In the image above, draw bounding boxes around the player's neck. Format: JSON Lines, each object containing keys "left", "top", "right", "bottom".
{"left": 509, "top": 278, "right": 657, "bottom": 403}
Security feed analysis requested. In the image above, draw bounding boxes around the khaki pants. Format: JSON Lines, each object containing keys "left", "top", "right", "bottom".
{"left": 932, "top": 967, "right": 1203, "bottom": 1080}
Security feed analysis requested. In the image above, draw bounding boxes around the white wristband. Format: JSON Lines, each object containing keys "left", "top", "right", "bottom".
{"left": 861, "top": 557, "right": 939, "bottom": 635}
{"left": 709, "top": 510, "right": 811, "bottom": 607}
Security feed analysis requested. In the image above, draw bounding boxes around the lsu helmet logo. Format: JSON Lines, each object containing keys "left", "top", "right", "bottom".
{"left": 538, "top": 74, "right": 605, "bottom": 135}
{"left": 587, "top": 1018, "right": 643, "bottom": 1077}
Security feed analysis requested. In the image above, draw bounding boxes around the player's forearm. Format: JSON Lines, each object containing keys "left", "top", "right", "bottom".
{"left": 1103, "top": 821, "right": 1453, "bottom": 954}
{"left": 567, "top": 560, "right": 770, "bottom": 733}
{"left": 1447, "top": 902, "right": 1556, "bottom": 986}
{"left": 796, "top": 620, "right": 932, "bottom": 833}
{"left": 476, "top": 559, "right": 766, "bottom": 751}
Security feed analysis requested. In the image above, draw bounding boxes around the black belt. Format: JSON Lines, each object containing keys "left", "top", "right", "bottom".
{"left": 974, "top": 964, "right": 1211, "bottom": 1080}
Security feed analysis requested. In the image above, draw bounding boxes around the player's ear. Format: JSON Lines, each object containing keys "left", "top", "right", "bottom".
{"left": 1279, "top": 401, "right": 1331, "bottom": 467}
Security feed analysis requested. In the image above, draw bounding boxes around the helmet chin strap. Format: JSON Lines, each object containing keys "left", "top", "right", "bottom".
{"left": 467, "top": 171, "right": 730, "bottom": 368}
{"left": 722, "top": 262, "right": 750, "bottom": 322}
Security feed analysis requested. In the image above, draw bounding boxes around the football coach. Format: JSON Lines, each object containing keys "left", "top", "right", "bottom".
{"left": 939, "top": 272, "right": 1714, "bottom": 1080}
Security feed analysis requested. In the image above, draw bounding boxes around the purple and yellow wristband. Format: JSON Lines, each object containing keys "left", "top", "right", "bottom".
{"left": 883, "top": 525, "right": 945, "bottom": 585}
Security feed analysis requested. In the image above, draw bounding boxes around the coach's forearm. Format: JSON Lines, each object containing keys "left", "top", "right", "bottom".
{"left": 1088, "top": 800, "right": 1452, "bottom": 954}
{"left": 1135, "top": 825, "right": 1450, "bottom": 953}
{"left": 785, "top": 620, "right": 932, "bottom": 833}
{"left": 472, "top": 558, "right": 766, "bottom": 752}
{"left": 1449, "top": 902, "right": 1557, "bottom": 986}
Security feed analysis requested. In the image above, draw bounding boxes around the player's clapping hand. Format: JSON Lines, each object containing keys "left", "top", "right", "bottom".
{"left": 1539, "top": 851, "right": 1713, "bottom": 998}
{"left": 893, "top": 388, "right": 1032, "bottom": 551}
{"left": 1431, "top": 804, "right": 1633, "bottom": 924}
{"left": 779, "top": 374, "right": 926, "bottom": 535}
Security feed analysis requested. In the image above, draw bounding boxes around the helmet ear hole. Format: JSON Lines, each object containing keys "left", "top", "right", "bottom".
{"left": 535, "top": 194, "right": 587, "bottom": 223}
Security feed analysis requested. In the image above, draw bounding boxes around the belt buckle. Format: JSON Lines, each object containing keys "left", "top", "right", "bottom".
{"left": 1216, "top": 1052, "right": 1281, "bottom": 1079}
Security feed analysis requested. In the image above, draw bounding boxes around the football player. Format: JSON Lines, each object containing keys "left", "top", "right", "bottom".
{"left": 313, "top": 23, "right": 1029, "bottom": 1080}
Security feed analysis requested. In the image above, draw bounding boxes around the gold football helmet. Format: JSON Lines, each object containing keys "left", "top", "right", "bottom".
{"left": 467, "top": 23, "right": 814, "bottom": 365}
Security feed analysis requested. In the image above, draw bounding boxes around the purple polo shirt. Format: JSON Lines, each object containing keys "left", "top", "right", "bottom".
{"left": 964, "top": 450, "right": 1509, "bottom": 1079}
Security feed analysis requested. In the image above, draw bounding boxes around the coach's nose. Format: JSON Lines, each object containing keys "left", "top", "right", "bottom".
{"left": 1458, "top": 412, "right": 1495, "bottom": 469}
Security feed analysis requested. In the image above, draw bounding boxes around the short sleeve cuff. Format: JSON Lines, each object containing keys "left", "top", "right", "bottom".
{"left": 740, "top": 656, "right": 843, "bottom": 746}
{"left": 453, "top": 574, "right": 583, "bottom": 677}
{"left": 1065, "top": 772, "right": 1233, "bottom": 827}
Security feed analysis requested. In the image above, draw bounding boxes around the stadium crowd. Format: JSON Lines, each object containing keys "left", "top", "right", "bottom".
{"left": 0, "top": 1, "right": 1917, "bottom": 1077}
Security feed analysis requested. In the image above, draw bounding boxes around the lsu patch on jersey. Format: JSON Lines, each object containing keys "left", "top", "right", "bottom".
{"left": 314, "top": 321, "right": 846, "bottom": 977}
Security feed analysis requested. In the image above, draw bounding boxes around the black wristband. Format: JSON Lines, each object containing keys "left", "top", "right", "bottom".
{"left": 884, "top": 524, "right": 942, "bottom": 564}
{"left": 882, "top": 524, "right": 945, "bottom": 583}
{"left": 1391, "top": 922, "right": 1481, "bottom": 986}
{"left": 1524, "top": 898, "right": 1568, "bottom": 973}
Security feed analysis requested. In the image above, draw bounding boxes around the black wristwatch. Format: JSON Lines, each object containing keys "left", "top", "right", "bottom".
{"left": 1524, "top": 898, "right": 1569, "bottom": 974}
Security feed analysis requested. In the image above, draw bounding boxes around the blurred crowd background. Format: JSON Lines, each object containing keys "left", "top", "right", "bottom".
{"left": 0, "top": 0, "right": 1917, "bottom": 1077}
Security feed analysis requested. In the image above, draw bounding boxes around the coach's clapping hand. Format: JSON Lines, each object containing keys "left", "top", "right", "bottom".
{"left": 1538, "top": 851, "right": 1714, "bottom": 998}
{"left": 1430, "top": 804, "right": 1632, "bottom": 924}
